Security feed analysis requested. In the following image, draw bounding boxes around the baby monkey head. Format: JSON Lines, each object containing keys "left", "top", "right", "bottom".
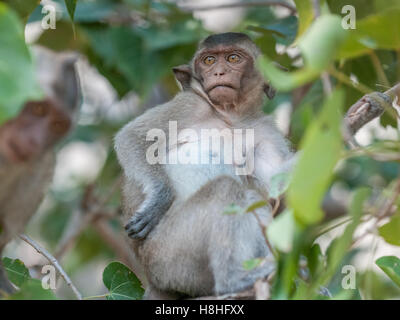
{"left": 173, "top": 32, "right": 275, "bottom": 112}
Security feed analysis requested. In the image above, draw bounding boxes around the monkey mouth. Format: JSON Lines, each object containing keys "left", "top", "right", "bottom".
{"left": 208, "top": 84, "right": 236, "bottom": 92}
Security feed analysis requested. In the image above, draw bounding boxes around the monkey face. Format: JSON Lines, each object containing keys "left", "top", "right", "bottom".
{"left": 0, "top": 99, "right": 71, "bottom": 163}
{"left": 195, "top": 45, "right": 256, "bottom": 107}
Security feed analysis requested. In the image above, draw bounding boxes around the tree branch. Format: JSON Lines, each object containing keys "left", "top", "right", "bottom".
{"left": 19, "top": 234, "right": 83, "bottom": 300}
{"left": 55, "top": 176, "right": 122, "bottom": 260}
{"left": 343, "top": 83, "right": 400, "bottom": 137}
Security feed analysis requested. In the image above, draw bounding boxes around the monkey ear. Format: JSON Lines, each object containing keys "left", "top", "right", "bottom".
{"left": 55, "top": 53, "right": 81, "bottom": 111}
{"left": 173, "top": 65, "right": 192, "bottom": 90}
{"left": 263, "top": 83, "right": 276, "bottom": 99}
{"left": 263, "top": 61, "right": 288, "bottom": 99}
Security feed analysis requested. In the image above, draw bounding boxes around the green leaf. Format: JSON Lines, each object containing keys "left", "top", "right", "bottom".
{"left": 82, "top": 25, "right": 159, "bottom": 96}
{"left": 65, "top": 0, "right": 77, "bottom": 21}
{"left": 327, "top": 0, "right": 375, "bottom": 20}
{"left": 306, "top": 244, "right": 324, "bottom": 278}
{"left": 0, "top": 3, "right": 42, "bottom": 124}
{"left": 71, "top": 0, "right": 116, "bottom": 22}
{"left": 379, "top": 214, "right": 400, "bottom": 246}
{"left": 37, "top": 20, "right": 85, "bottom": 52}
{"left": 267, "top": 209, "right": 296, "bottom": 252}
{"left": 81, "top": 18, "right": 202, "bottom": 96}
{"left": 288, "top": 90, "right": 344, "bottom": 225}
{"left": 338, "top": 7, "right": 400, "bottom": 59}
{"left": 380, "top": 108, "right": 398, "bottom": 129}
{"left": 246, "top": 201, "right": 267, "bottom": 213}
{"left": 294, "top": 0, "right": 314, "bottom": 40}
{"left": 10, "top": 279, "right": 57, "bottom": 300}
{"left": 325, "top": 188, "right": 370, "bottom": 278}
{"left": 249, "top": 16, "right": 298, "bottom": 46}
{"left": 243, "top": 258, "right": 263, "bottom": 271}
{"left": 269, "top": 172, "right": 291, "bottom": 199}
{"left": 136, "top": 20, "right": 204, "bottom": 51}
{"left": 2, "top": 257, "right": 31, "bottom": 287}
{"left": 299, "top": 15, "right": 347, "bottom": 71}
{"left": 259, "top": 14, "right": 347, "bottom": 91}
{"left": 376, "top": 256, "right": 400, "bottom": 288}
{"left": 103, "top": 262, "right": 144, "bottom": 300}
{"left": 263, "top": 92, "right": 292, "bottom": 114}
{"left": 2, "top": 0, "right": 39, "bottom": 21}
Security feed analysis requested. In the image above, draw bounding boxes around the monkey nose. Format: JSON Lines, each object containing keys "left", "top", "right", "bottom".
{"left": 214, "top": 71, "right": 225, "bottom": 76}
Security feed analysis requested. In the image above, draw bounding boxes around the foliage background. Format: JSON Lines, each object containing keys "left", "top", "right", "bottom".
{"left": 1, "top": 0, "right": 400, "bottom": 300}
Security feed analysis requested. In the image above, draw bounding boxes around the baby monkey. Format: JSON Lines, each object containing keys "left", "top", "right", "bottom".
{"left": 115, "top": 33, "right": 295, "bottom": 299}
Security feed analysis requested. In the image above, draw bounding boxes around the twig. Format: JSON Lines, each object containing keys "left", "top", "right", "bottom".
{"left": 55, "top": 176, "right": 122, "bottom": 260}
{"left": 83, "top": 293, "right": 109, "bottom": 300}
{"left": 312, "top": 0, "right": 321, "bottom": 17}
{"left": 314, "top": 216, "right": 354, "bottom": 239}
{"left": 254, "top": 279, "right": 270, "bottom": 300}
{"left": 375, "top": 178, "right": 400, "bottom": 219}
{"left": 19, "top": 234, "right": 83, "bottom": 300}
{"left": 343, "top": 83, "right": 400, "bottom": 137}
{"left": 249, "top": 210, "right": 277, "bottom": 259}
{"left": 350, "top": 178, "right": 400, "bottom": 248}
{"left": 369, "top": 51, "right": 390, "bottom": 88}
{"left": 179, "top": 1, "right": 297, "bottom": 14}
{"left": 271, "top": 197, "right": 281, "bottom": 217}
{"left": 321, "top": 72, "right": 333, "bottom": 96}
{"left": 328, "top": 67, "right": 373, "bottom": 95}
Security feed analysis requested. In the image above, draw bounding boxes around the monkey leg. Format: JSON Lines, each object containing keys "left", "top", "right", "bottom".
{"left": 140, "top": 175, "right": 275, "bottom": 297}
{"left": 205, "top": 177, "right": 275, "bottom": 295}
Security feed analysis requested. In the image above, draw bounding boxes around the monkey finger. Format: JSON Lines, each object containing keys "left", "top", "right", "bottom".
{"left": 131, "top": 223, "right": 153, "bottom": 239}
{"left": 125, "top": 213, "right": 147, "bottom": 231}
{"left": 125, "top": 214, "right": 150, "bottom": 238}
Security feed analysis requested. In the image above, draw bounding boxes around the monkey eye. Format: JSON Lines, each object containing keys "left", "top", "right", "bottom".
{"left": 203, "top": 56, "right": 216, "bottom": 65}
{"left": 31, "top": 104, "right": 48, "bottom": 117}
{"left": 227, "top": 54, "right": 240, "bottom": 63}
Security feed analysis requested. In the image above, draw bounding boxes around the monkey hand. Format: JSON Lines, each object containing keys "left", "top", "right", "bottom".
{"left": 125, "top": 186, "right": 174, "bottom": 240}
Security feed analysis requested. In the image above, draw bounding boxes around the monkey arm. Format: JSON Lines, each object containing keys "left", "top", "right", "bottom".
{"left": 251, "top": 137, "right": 297, "bottom": 198}
{"left": 0, "top": 151, "right": 55, "bottom": 250}
{"left": 115, "top": 116, "right": 175, "bottom": 240}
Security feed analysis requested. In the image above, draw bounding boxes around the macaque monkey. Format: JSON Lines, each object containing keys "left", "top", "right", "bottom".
{"left": 115, "top": 33, "right": 295, "bottom": 299}
{"left": 0, "top": 47, "right": 80, "bottom": 294}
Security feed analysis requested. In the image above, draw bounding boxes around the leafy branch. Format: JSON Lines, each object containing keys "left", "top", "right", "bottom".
{"left": 18, "top": 234, "right": 83, "bottom": 300}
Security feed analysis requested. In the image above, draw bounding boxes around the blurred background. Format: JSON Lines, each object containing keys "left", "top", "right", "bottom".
{"left": 1, "top": 0, "right": 400, "bottom": 299}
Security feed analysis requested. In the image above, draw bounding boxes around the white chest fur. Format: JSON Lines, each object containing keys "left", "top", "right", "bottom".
{"left": 165, "top": 128, "right": 243, "bottom": 201}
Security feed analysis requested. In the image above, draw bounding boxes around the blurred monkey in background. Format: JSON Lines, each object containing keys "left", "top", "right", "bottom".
{"left": 0, "top": 47, "right": 81, "bottom": 294}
